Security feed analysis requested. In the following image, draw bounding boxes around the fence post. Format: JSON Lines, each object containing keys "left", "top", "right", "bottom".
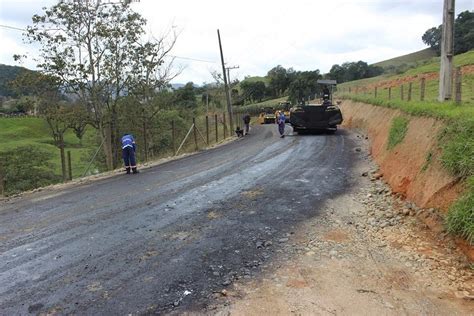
{"left": 206, "top": 115, "right": 209, "bottom": 145}
{"left": 455, "top": 67, "right": 462, "bottom": 104}
{"left": 67, "top": 151, "right": 72, "bottom": 181}
{"left": 215, "top": 114, "right": 218, "bottom": 143}
{"left": 374, "top": 87, "right": 378, "bottom": 98}
{"left": 400, "top": 85, "right": 404, "bottom": 100}
{"left": 223, "top": 113, "right": 227, "bottom": 139}
{"left": 388, "top": 87, "right": 392, "bottom": 100}
{"left": 171, "top": 120, "right": 176, "bottom": 153}
{"left": 408, "top": 82, "right": 412, "bottom": 101}
{"left": 192, "top": 118, "right": 198, "bottom": 151}
{"left": 420, "top": 78, "right": 426, "bottom": 101}
{"left": 0, "top": 168, "right": 4, "bottom": 196}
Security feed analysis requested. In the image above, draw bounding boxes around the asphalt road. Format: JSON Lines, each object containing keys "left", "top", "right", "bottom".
{"left": 0, "top": 124, "right": 358, "bottom": 315}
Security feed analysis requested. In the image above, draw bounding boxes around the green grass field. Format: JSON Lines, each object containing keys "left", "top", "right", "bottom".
{"left": 0, "top": 117, "right": 99, "bottom": 178}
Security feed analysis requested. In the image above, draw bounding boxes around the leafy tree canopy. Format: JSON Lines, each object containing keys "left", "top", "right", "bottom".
{"left": 422, "top": 10, "right": 474, "bottom": 55}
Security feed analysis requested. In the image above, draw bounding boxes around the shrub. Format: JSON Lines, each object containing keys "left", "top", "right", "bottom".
{"left": 0, "top": 146, "right": 61, "bottom": 195}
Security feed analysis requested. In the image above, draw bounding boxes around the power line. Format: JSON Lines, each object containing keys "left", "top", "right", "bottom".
{"left": 168, "top": 55, "right": 217, "bottom": 64}
{"left": 0, "top": 24, "right": 26, "bottom": 32}
{"left": 0, "top": 23, "right": 218, "bottom": 65}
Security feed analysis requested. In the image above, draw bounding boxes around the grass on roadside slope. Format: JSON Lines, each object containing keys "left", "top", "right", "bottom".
{"left": 338, "top": 50, "right": 474, "bottom": 244}
{"left": 387, "top": 117, "right": 409, "bottom": 149}
{"left": 446, "top": 177, "right": 474, "bottom": 243}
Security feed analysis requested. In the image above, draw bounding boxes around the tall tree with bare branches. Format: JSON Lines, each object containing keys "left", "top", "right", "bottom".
{"left": 22, "top": 0, "right": 177, "bottom": 169}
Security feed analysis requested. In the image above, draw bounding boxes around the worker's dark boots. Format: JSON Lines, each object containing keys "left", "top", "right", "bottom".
{"left": 126, "top": 167, "right": 131, "bottom": 174}
{"left": 132, "top": 167, "right": 139, "bottom": 174}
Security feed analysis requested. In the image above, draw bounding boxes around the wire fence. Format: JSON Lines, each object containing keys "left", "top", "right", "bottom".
{"left": 339, "top": 66, "right": 474, "bottom": 105}
{"left": 0, "top": 110, "right": 251, "bottom": 196}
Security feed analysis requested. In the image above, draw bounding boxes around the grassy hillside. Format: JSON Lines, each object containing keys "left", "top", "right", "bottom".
{"left": 373, "top": 48, "right": 437, "bottom": 68}
{"left": 0, "top": 117, "right": 99, "bottom": 178}
{"left": 0, "top": 64, "right": 35, "bottom": 97}
{"left": 339, "top": 50, "right": 474, "bottom": 106}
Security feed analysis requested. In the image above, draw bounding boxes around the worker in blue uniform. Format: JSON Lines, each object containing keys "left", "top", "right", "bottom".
{"left": 121, "top": 134, "right": 138, "bottom": 174}
{"left": 277, "top": 111, "right": 286, "bottom": 138}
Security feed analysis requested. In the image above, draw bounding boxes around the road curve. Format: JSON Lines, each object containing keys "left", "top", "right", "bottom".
{"left": 0, "top": 124, "right": 358, "bottom": 314}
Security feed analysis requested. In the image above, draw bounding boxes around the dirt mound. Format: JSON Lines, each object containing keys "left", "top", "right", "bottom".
{"left": 340, "top": 101, "right": 461, "bottom": 211}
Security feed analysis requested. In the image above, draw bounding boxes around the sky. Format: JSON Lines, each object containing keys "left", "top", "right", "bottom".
{"left": 0, "top": 0, "right": 473, "bottom": 84}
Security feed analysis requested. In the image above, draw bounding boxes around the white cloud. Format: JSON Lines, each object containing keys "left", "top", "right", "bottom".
{"left": 0, "top": 0, "right": 472, "bottom": 84}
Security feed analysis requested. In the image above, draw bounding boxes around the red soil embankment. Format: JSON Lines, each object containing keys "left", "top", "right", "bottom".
{"left": 340, "top": 100, "right": 464, "bottom": 212}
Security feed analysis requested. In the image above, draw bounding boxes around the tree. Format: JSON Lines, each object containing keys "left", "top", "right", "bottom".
{"left": 174, "top": 82, "right": 197, "bottom": 108}
{"left": 41, "top": 102, "right": 73, "bottom": 182}
{"left": 267, "top": 65, "right": 291, "bottom": 97}
{"left": 326, "top": 61, "right": 383, "bottom": 83}
{"left": 69, "top": 103, "right": 90, "bottom": 145}
{"left": 328, "top": 64, "right": 345, "bottom": 83}
{"left": 288, "top": 70, "right": 322, "bottom": 104}
{"left": 422, "top": 26, "right": 441, "bottom": 55}
{"left": 24, "top": 1, "right": 177, "bottom": 170}
{"left": 422, "top": 10, "right": 474, "bottom": 56}
{"left": 454, "top": 10, "right": 474, "bottom": 55}
{"left": 240, "top": 80, "right": 266, "bottom": 103}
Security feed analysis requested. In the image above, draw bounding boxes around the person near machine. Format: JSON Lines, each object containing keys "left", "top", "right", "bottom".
{"left": 277, "top": 111, "right": 286, "bottom": 138}
{"left": 322, "top": 86, "right": 330, "bottom": 101}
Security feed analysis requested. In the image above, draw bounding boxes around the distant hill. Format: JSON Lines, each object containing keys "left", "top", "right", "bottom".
{"left": 0, "top": 64, "right": 35, "bottom": 97}
{"left": 372, "top": 48, "right": 437, "bottom": 69}
{"left": 0, "top": 64, "right": 37, "bottom": 97}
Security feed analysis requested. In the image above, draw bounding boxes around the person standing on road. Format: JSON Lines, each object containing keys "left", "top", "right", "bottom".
{"left": 277, "top": 111, "right": 286, "bottom": 138}
{"left": 121, "top": 133, "right": 138, "bottom": 174}
{"left": 243, "top": 113, "right": 251, "bottom": 135}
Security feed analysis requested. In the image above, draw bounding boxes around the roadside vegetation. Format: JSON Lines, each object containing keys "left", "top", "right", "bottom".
{"left": 387, "top": 117, "right": 409, "bottom": 150}
{"left": 337, "top": 49, "right": 474, "bottom": 244}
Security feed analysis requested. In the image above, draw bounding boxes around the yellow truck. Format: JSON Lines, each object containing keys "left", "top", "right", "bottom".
{"left": 257, "top": 107, "right": 276, "bottom": 124}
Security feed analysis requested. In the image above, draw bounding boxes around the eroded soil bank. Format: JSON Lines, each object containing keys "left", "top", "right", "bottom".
{"left": 340, "top": 100, "right": 462, "bottom": 211}
{"left": 340, "top": 100, "right": 473, "bottom": 260}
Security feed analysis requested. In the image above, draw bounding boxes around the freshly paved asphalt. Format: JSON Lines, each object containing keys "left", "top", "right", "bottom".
{"left": 0, "top": 124, "right": 358, "bottom": 315}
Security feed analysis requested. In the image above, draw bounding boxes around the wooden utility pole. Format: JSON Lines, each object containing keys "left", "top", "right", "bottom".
{"left": 226, "top": 65, "right": 239, "bottom": 113}
{"left": 439, "top": 0, "right": 455, "bottom": 101}
{"left": 206, "top": 115, "right": 209, "bottom": 145}
{"left": 217, "top": 29, "right": 234, "bottom": 132}
{"left": 171, "top": 120, "right": 176, "bottom": 153}
{"left": 193, "top": 118, "right": 198, "bottom": 151}
{"left": 67, "top": 151, "right": 72, "bottom": 181}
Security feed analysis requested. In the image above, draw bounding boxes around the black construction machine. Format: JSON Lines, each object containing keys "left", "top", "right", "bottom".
{"left": 289, "top": 79, "right": 343, "bottom": 134}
